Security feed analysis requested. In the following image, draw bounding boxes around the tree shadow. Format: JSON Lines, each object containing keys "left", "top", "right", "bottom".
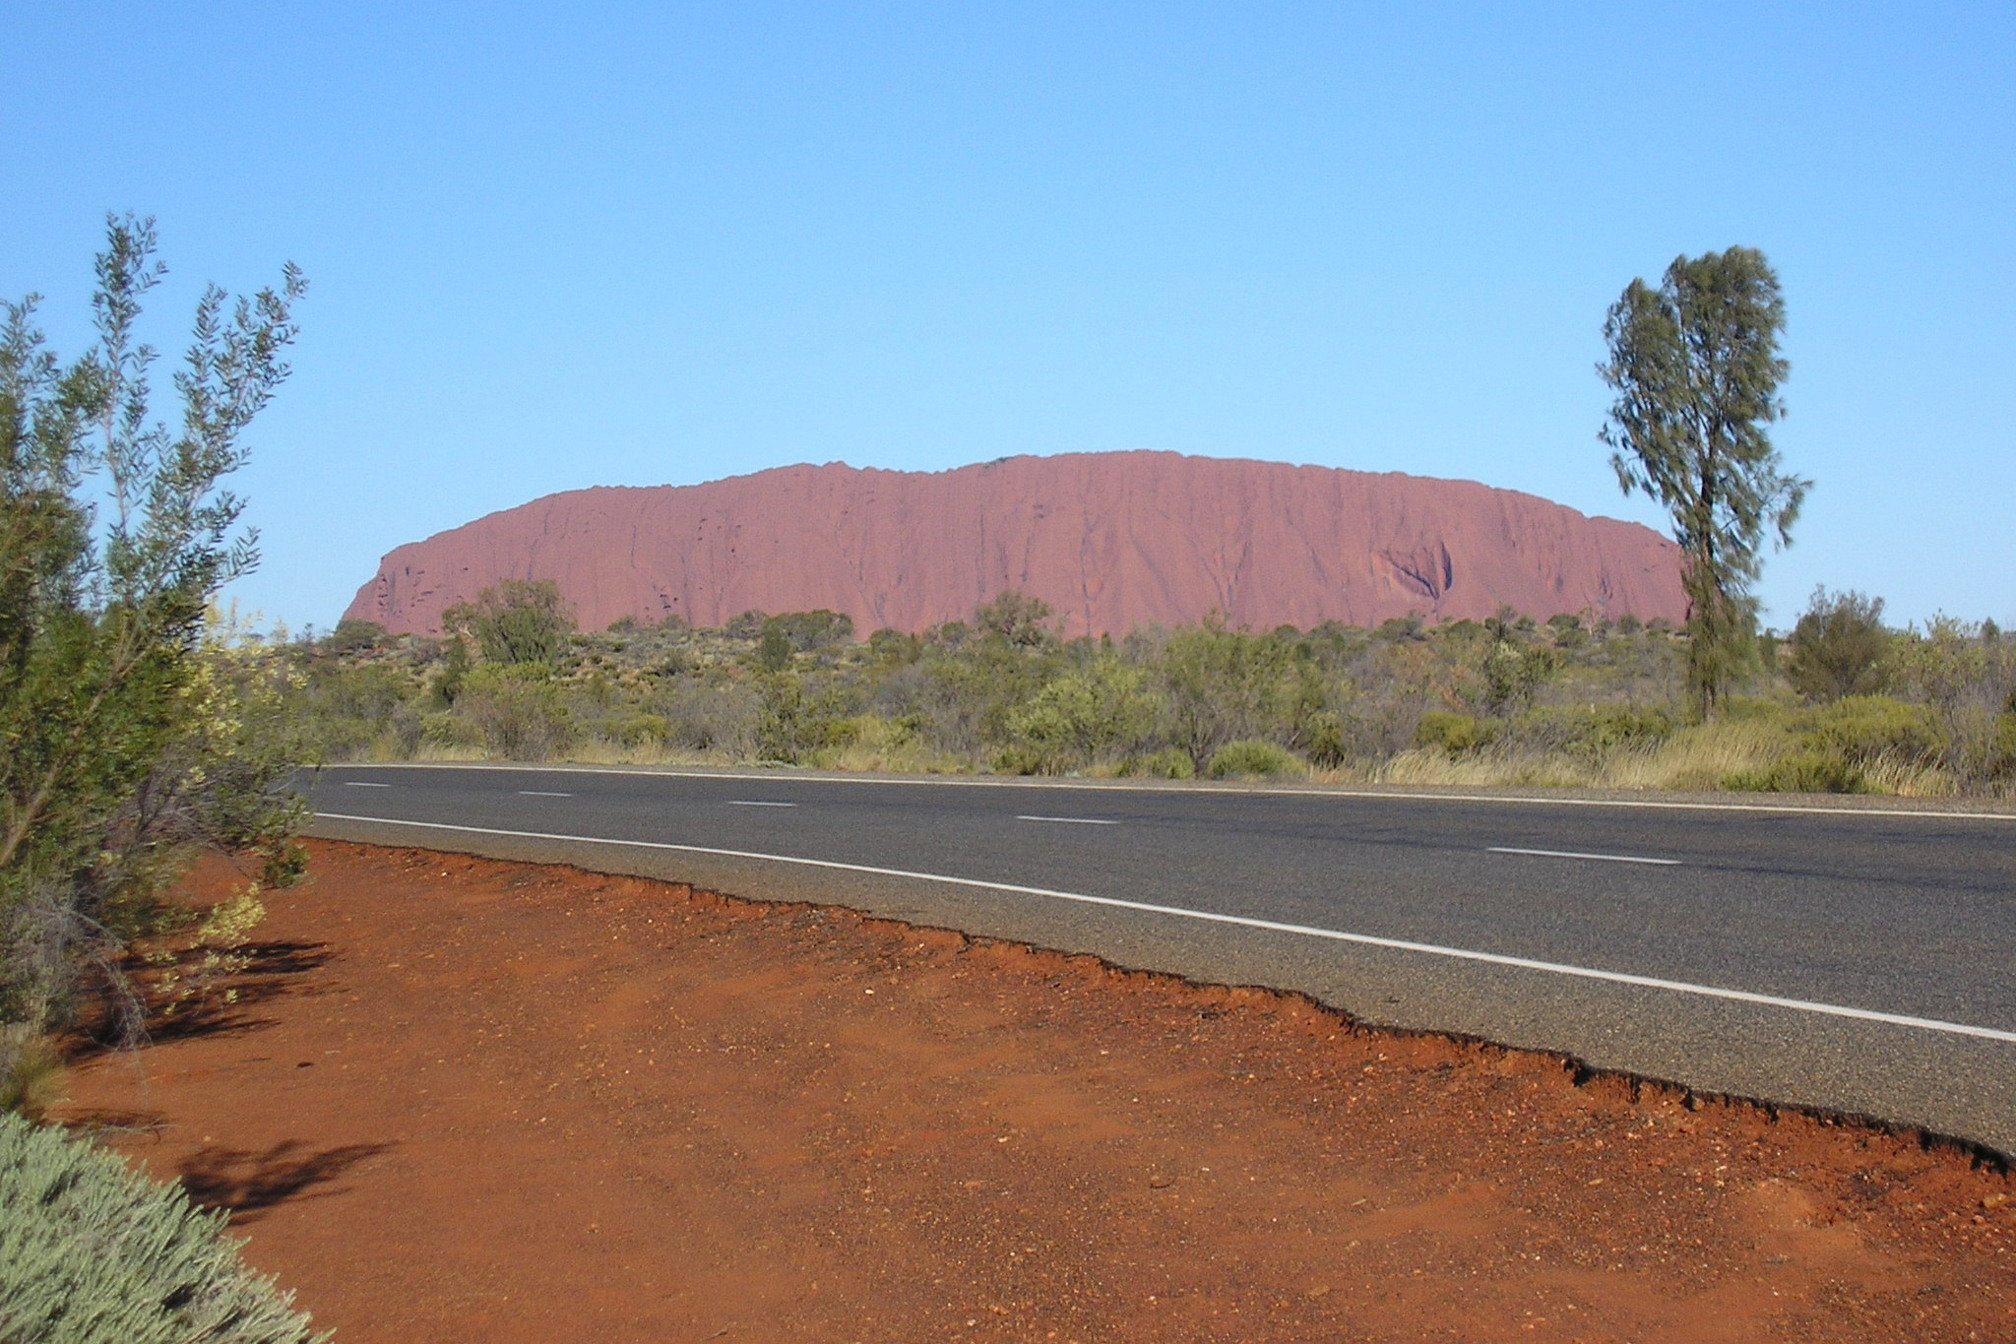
{"left": 73, "top": 940, "right": 340, "bottom": 1054}
{"left": 178, "top": 1138, "right": 395, "bottom": 1223}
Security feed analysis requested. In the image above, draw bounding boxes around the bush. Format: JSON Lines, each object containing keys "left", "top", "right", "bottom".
{"left": 1414, "top": 711, "right": 1489, "bottom": 755}
{"left": 1798, "top": 695, "right": 1945, "bottom": 768}
{"left": 1206, "top": 739, "right": 1302, "bottom": 779}
{"left": 2, "top": 219, "right": 309, "bottom": 1051}
{"left": 1724, "top": 695, "right": 1944, "bottom": 793}
{"left": 1505, "top": 705, "right": 1675, "bottom": 762}
{"left": 450, "top": 665, "right": 576, "bottom": 760}
{"left": 442, "top": 580, "right": 574, "bottom": 667}
{"left": 1118, "top": 747, "right": 1195, "bottom": 779}
{"left": 0, "top": 1112, "right": 325, "bottom": 1343}
{"left": 1785, "top": 589, "right": 1891, "bottom": 701}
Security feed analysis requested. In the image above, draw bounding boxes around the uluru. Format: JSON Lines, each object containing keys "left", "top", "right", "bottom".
{"left": 343, "top": 451, "right": 1687, "bottom": 637}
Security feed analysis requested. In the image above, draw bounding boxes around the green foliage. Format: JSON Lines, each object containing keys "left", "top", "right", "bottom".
{"left": 442, "top": 579, "right": 573, "bottom": 667}
{"left": 1725, "top": 696, "right": 1945, "bottom": 793}
{"left": 1160, "top": 622, "right": 1324, "bottom": 772}
{"left": 1415, "top": 711, "right": 1489, "bottom": 755}
{"left": 451, "top": 664, "right": 575, "bottom": 761}
{"left": 0, "top": 1111, "right": 326, "bottom": 1343}
{"left": 0, "top": 1027, "right": 63, "bottom": 1119}
{"left": 1, "top": 217, "right": 306, "bottom": 1046}
{"left": 278, "top": 583, "right": 2016, "bottom": 797}
{"left": 1118, "top": 747, "right": 1195, "bottom": 780}
{"left": 1002, "top": 659, "right": 1155, "bottom": 773}
{"left": 1601, "top": 246, "right": 1809, "bottom": 718}
{"left": 1206, "top": 739, "right": 1302, "bottom": 779}
{"left": 974, "top": 591, "right": 1054, "bottom": 648}
{"left": 1481, "top": 636, "right": 1558, "bottom": 716}
{"left": 1507, "top": 705, "right": 1676, "bottom": 763}
{"left": 1785, "top": 588, "right": 1891, "bottom": 702}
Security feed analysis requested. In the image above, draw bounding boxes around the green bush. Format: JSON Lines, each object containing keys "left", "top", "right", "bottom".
{"left": 1206, "top": 739, "right": 1302, "bottom": 779}
{"left": 1508, "top": 705, "right": 1675, "bottom": 761}
{"left": 450, "top": 665, "right": 576, "bottom": 760}
{"left": 1725, "top": 751, "right": 1868, "bottom": 794}
{"left": 1784, "top": 588, "right": 1892, "bottom": 702}
{"left": 0, "top": 1112, "right": 326, "bottom": 1343}
{"left": 1724, "top": 695, "right": 1944, "bottom": 793}
{"left": 1414, "top": 711, "right": 1489, "bottom": 755}
{"left": 1798, "top": 695, "right": 1945, "bottom": 767}
{"left": 1117, "top": 747, "right": 1196, "bottom": 779}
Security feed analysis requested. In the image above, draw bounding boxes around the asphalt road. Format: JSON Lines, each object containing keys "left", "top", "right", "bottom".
{"left": 303, "top": 764, "right": 2016, "bottom": 1156}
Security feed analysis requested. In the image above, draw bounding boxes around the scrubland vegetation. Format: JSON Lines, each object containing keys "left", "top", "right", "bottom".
{"left": 289, "top": 582, "right": 2016, "bottom": 798}
{"left": 2, "top": 218, "right": 318, "bottom": 1332}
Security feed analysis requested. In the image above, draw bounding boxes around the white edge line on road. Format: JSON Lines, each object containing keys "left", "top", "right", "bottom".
{"left": 517, "top": 791, "right": 573, "bottom": 798}
{"left": 1017, "top": 815, "right": 1120, "bottom": 825}
{"left": 311, "top": 763, "right": 2016, "bottom": 823}
{"left": 1489, "top": 846, "right": 1681, "bottom": 866}
{"left": 313, "top": 812, "right": 2016, "bottom": 1046}
{"left": 727, "top": 800, "right": 798, "bottom": 808}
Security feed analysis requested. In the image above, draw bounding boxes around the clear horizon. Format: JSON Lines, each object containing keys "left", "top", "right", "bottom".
{"left": 5, "top": 2, "right": 2010, "bottom": 632}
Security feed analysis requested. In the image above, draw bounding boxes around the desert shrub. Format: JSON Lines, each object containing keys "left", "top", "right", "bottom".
{"left": 1725, "top": 751, "right": 1867, "bottom": 794}
{"left": 1724, "top": 696, "right": 1944, "bottom": 793}
{"left": 442, "top": 579, "right": 574, "bottom": 667}
{"left": 1118, "top": 747, "right": 1195, "bottom": 779}
{"left": 1414, "top": 710, "right": 1489, "bottom": 755}
{"left": 589, "top": 713, "right": 668, "bottom": 750}
{"left": 450, "top": 665, "right": 575, "bottom": 760}
{"left": 754, "top": 674, "right": 859, "bottom": 764}
{"left": 1206, "top": 739, "right": 1302, "bottom": 779}
{"left": 1784, "top": 589, "right": 1891, "bottom": 702}
{"left": 1505, "top": 705, "right": 1675, "bottom": 762}
{"left": 652, "top": 678, "right": 761, "bottom": 757}
{"left": 1002, "top": 659, "right": 1157, "bottom": 773}
{"left": 0, "top": 1111, "right": 326, "bottom": 1343}
{"left": 293, "top": 662, "right": 411, "bottom": 761}
{"left": 1160, "top": 623, "right": 1324, "bottom": 771}
{"left": 2, "top": 220, "right": 308, "bottom": 1058}
{"left": 1302, "top": 710, "right": 1349, "bottom": 769}
{"left": 0, "top": 1027, "right": 63, "bottom": 1119}
{"left": 1798, "top": 695, "right": 1945, "bottom": 768}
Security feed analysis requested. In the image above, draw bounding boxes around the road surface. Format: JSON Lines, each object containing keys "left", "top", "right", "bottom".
{"left": 303, "top": 764, "right": 2016, "bottom": 1155}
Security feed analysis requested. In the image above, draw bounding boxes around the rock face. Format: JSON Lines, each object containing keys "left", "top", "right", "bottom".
{"left": 343, "top": 451, "right": 1687, "bottom": 637}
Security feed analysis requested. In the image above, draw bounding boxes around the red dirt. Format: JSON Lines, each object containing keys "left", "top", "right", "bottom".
{"left": 61, "top": 841, "right": 2016, "bottom": 1343}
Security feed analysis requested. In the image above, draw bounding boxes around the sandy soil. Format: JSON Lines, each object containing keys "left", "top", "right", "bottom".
{"left": 60, "top": 840, "right": 2016, "bottom": 1344}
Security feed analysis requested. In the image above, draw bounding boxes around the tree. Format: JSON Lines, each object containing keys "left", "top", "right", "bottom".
{"left": 1, "top": 215, "right": 307, "bottom": 1055}
{"left": 1600, "top": 247, "right": 1809, "bottom": 718}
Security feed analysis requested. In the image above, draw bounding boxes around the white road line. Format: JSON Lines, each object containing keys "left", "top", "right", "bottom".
{"left": 1017, "top": 815, "right": 1120, "bottom": 826}
{"left": 518, "top": 790, "right": 573, "bottom": 798}
{"left": 728, "top": 800, "right": 798, "bottom": 808}
{"left": 311, "top": 763, "right": 2016, "bottom": 823}
{"left": 1489, "top": 846, "right": 1680, "bottom": 866}
{"left": 342, "top": 782, "right": 392, "bottom": 788}
{"left": 311, "top": 812, "right": 2016, "bottom": 1046}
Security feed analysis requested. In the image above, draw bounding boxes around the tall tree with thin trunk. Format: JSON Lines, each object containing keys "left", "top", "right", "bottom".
{"left": 1600, "top": 246, "right": 1809, "bottom": 719}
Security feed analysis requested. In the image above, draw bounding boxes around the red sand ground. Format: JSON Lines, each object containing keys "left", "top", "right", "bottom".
{"left": 61, "top": 841, "right": 2016, "bottom": 1343}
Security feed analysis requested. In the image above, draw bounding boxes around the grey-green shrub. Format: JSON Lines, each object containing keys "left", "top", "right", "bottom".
{"left": 0, "top": 1112, "right": 325, "bottom": 1343}
{"left": 1206, "top": 739, "right": 1302, "bottom": 779}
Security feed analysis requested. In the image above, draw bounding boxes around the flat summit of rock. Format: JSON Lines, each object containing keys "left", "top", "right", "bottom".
{"left": 344, "top": 450, "right": 1686, "bottom": 636}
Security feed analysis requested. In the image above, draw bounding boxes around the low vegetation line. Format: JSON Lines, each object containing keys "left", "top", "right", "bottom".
{"left": 282, "top": 583, "right": 2015, "bottom": 803}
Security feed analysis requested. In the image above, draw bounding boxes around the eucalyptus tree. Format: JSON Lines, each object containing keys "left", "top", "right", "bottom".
{"left": 1600, "top": 246, "right": 1808, "bottom": 718}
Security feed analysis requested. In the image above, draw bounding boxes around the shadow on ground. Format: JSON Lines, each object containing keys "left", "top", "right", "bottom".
{"left": 179, "top": 1139, "right": 395, "bottom": 1222}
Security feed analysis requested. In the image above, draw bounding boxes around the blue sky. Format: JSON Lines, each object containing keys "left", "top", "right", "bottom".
{"left": 4, "top": 2, "right": 2010, "bottom": 631}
